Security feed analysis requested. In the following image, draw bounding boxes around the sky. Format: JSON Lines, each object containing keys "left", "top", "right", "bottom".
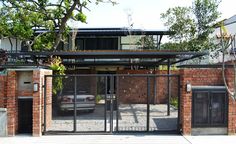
{"left": 75, "top": 0, "right": 236, "bottom": 30}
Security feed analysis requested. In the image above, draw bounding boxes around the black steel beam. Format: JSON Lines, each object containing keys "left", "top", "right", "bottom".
{"left": 171, "top": 53, "right": 206, "bottom": 65}
{"left": 156, "top": 58, "right": 168, "bottom": 65}
{"left": 74, "top": 76, "right": 77, "bottom": 132}
{"left": 177, "top": 64, "right": 234, "bottom": 68}
{"left": 157, "top": 35, "right": 163, "bottom": 49}
{"left": 110, "top": 76, "right": 114, "bottom": 133}
{"left": 167, "top": 59, "right": 171, "bottom": 116}
{"left": 147, "top": 76, "right": 150, "bottom": 132}
{"left": 104, "top": 76, "right": 107, "bottom": 132}
{"left": 116, "top": 76, "right": 119, "bottom": 132}
{"left": 43, "top": 76, "right": 47, "bottom": 134}
{"left": 177, "top": 76, "right": 181, "bottom": 132}
{"left": 34, "top": 28, "right": 173, "bottom": 36}
{"left": 154, "top": 75, "right": 157, "bottom": 105}
{"left": 6, "top": 51, "right": 207, "bottom": 59}
{"left": 62, "top": 61, "right": 168, "bottom": 67}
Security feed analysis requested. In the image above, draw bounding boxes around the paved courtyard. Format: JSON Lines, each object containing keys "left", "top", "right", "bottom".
{"left": 47, "top": 104, "right": 177, "bottom": 132}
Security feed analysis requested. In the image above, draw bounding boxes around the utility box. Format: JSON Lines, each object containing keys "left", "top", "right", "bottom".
{"left": 17, "top": 71, "right": 33, "bottom": 92}
{"left": 0, "top": 108, "right": 7, "bottom": 136}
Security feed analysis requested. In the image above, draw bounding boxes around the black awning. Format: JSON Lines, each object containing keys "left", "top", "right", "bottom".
{"left": 7, "top": 50, "right": 207, "bottom": 67}
{"left": 34, "top": 28, "right": 173, "bottom": 36}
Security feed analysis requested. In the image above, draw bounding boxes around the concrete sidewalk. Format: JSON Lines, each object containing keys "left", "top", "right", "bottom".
{"left": 0, "top": 135, "right": 236, "bottom": 144}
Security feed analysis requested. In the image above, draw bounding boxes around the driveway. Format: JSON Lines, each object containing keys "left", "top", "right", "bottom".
{"left": 47, "top": 104, "right": 177, "bottom": 132}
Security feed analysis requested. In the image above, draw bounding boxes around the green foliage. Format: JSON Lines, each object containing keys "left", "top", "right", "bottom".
{"left": 161, "top": 0, "right": 220, "bottom": 52}
{"left": 158, "top": 65, "right": 178, "bottom": 70}
{"left": 161, "top": 6, "right": 196, "bottom": 42}
{"left": 137, "top": 35, "right": 156, "bottom": 50}
{"left": 0, "top": 49, "right": 7, "bottom": 71}
{"left": 193, "top": 0, "right": 221, "bottom": 40}
{"left": 96, "top": 95, "right": 102, "bottom": 103}
{"left": 75, "top": 13, "right": 87, "bottom": 23}
{"left": 49, "top": 56, "right": 66, "bottom": 95}
{"left": 0, "top": 0, "right": 116, "bottom": 51}
{"left": 170, "top": 97, "right": 178, "bottom": 109}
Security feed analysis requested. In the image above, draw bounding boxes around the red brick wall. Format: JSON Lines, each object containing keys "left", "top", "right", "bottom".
{"left": 155, "top": 70, "right": 179, "bottom": 104}
{"left": 180, "top": 69, "right": 236, "bottom": 135}
{"left": 0, "top": 75, "right": 6, "bottom": 108}
{"left": 117, "top": 70, "right": 152, "bottom": 104}
{"left": 117, "top": 70, "right": 179, "bottom": 104}
{"left": 0, "top": 69, "right": 52, "bottom": 137}
{"left": 6, "top": 71, "right": 18, "bottom": 136}
{"left": 33, "top": 69, "right": 52, "bottom": 136}
{"left": 225, "top": 69, "right": 236, "bottom": 134}
{"left": 41, "top": 70, "right": 53, "bottom": 133}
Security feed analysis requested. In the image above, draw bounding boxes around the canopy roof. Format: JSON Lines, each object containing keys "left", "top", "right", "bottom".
{"left": 35, "top": 27, "right": 173, "bottom": 36}
{"left": 4, "top": 50, "right": 207, "bottom": 68}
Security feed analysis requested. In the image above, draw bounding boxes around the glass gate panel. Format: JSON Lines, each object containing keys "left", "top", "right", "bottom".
{"left": 193, "top": 92, "right": 209, "bottom": 126}
{"left": 44, "top": 74, "right": 180, "bottom": 134}
{"left": 192, "top": 89, "right": 227, "bottom": 127}
{"left": 47, "top": 76, "right": 74, "bottom": 132}
{"left": 117, "top": 76, "right": 147, "bottom": 132}
{"left": 211, "top": 92, "right": 227, "bottom": 125}
{"left": 75, "top": 76, "right": 107, "bottom": 132}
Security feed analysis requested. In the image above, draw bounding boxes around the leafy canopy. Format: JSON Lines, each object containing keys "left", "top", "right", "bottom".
{"left": 161, "top": 0, "right": 221, "bottom": 52}
{"left": 0, "top": 0, "right": 116, "bottom": 51}
{"left": 136, "top": 35, "right": 156, "bottom": 50}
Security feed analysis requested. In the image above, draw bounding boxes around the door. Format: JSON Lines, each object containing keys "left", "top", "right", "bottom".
{"left": 97, "top": 71, "right": 116, "bottom": 94}
{"left": 192, "top": 89, "right": 227, "bottom": 127}
{"left": 18, "top": 98, "right": 33, "bottom": 133}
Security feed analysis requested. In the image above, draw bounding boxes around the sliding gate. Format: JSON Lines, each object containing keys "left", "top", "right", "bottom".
{"left": 43, "top": 74, "right": 180, "bottom": 134}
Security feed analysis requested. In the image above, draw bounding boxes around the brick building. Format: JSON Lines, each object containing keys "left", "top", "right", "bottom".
{"left": 0, "top": 28, "right": 235, "bottom": 136}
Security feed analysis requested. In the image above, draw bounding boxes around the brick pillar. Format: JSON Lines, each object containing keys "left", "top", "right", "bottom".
{"left": 6, "top": 71, "right": 17, "bottom": 136}
{"left": 226, "top": 69, "right": 236, "bottom": 134}
{"left": 180, "top": 69, "right": 192, "bottom": 135}
{"left": 0, "top": 75, "right": 6, "bottom": 107}
{"left": 32, "top": 70, "right": 42, "bottom": 136}
{"left": 45, "top": 71, "right": 52, "bottom": 131}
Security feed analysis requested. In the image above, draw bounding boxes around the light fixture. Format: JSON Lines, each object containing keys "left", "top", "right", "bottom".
{"left": 186, "top": 83, "right": 192, "bottom": 93}
{"left": 33, "top": 83, "right": 39, "bottom": 92}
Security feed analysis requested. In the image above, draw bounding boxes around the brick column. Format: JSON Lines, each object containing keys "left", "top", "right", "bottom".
{"left": 33, "top": 69, "right": 52, "bottom": 136}
{"left": 44, "top": 70, "right": 52, "bottom": 132}
{"left": 0, "top": 75, "right": 6, "bottom": 107}
{"left": 32, "top": 70, "right": 42, "bottom": 136}
{"left": 6, "top": 71, "right": 17, "bottom": 136}
{"left": 226, "top": 69, "right": 236, "bottom": 134}
{"left": 180, "top": 69, "right": 192, "bottom": 135}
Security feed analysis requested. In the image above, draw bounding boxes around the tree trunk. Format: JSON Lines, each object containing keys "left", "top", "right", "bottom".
{"left": 52, "top": 0, "right": 79, "bottom": 51}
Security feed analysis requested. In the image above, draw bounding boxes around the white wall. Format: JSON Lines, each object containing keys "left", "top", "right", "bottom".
{"left": 0, "top": 38, "right": 21, "bottom": 52}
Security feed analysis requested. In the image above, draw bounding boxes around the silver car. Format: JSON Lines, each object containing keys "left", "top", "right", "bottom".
{"left": 59, "top": 93, "right": 95, "bottom": 113}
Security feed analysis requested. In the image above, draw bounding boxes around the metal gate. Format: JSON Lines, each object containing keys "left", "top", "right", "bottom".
{"left": 192, "top": 87, "right": 228, "bottom": 127}
{"left": 43, "top": 74, "right": 180, "bottom": 134}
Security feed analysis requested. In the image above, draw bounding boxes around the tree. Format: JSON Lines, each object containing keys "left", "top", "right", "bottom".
{"left": 217, "top": 23, "right": 236, "bottom": 100}
{"left": 161, "top": 6, "right": 196, "bottom": 43}
{"left": 136, "top": 35, "right": 156, "bottom": 50}
{"left": 193, "top": 0, "right": 220, "bottom": 40}
{"left": 161, "top": 0, "right": 220, "bottom": 52}
{"left": 0, "top": 0, "right": 116, "bottom": 51}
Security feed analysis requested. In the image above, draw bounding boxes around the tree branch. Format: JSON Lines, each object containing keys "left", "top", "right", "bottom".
{"left": 52, "top": 0, "right": 81, "bottom": 51}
